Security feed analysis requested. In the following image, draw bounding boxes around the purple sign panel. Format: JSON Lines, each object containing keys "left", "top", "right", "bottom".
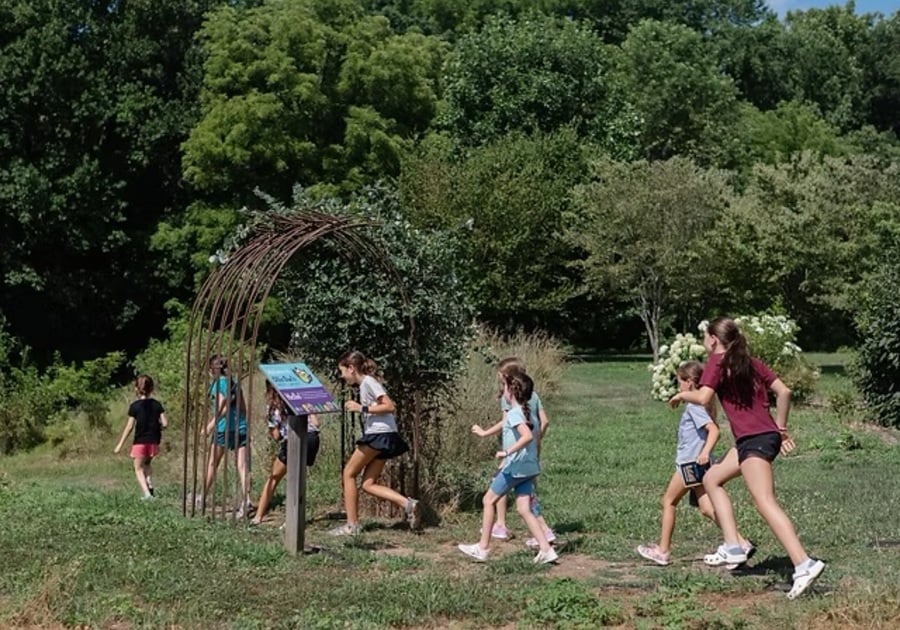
{"left": 259, "top": 362, "right": 340, "bottom": 415}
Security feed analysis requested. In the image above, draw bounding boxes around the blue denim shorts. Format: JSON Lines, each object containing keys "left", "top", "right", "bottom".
{"left": 489, "top": 471, "right": 536, "bottom": 497}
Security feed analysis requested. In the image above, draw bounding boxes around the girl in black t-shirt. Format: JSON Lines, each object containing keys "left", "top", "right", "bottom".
{"left": 115, "top": 375, "right": 168, "bottom": 499}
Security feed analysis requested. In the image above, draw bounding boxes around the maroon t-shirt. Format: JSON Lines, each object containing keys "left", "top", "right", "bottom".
{"left": 700, "top": 354, "right": 779, "bottom": 440}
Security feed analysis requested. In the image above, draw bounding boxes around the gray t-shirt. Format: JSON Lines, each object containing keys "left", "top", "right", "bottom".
{"left": 675, "top": 403, "right": 713, "bottom": 465}
{"left": 359, "top": 375, "right": 398, "bottom": 435}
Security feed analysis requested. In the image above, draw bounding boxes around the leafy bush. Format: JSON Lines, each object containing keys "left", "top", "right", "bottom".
{"left": 0, "top": 315, "right": 123, "bottom": 453}
{"left": 650, "top": 314, "right": 818, "bottom": 402}
{"left": 853, "top": 263, "right": 900, "bottom": 428}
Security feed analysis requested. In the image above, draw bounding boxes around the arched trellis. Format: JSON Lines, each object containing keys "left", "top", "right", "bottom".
{"left": 181, "top": 211, "right": 419, "bottom": 519}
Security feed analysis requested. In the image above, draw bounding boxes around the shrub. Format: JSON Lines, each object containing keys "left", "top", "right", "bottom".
{"left": 650, "top": 314, "right": 818, "bottom": 402}
{"left": 423, "top": 327, "right": 566, "bottom": 512}
{"left": 0, "top": 315, "right": 123, "bottom": 453}
{"left": 853, "top": 263, "right": 900, "bottom": 428}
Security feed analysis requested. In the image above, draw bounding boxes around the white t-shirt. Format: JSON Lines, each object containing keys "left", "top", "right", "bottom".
{"left": 359, "top": 375, "right": 398, "bottom": 435}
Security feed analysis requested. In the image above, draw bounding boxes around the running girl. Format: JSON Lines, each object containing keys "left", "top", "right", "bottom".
{"left": 459, "top": 371, "right": 558, "bottom": 564}
{"left": 114, "top": 374, "right": 168, "bottom": 499}
{"left": 637, "top": 360, "right": 753, "bottom": 565}
{"left": 329, "top": 350, "right": 420, "bottom": 535}
{"left": 669, "top": 316, "right": 825, "bottom": 599}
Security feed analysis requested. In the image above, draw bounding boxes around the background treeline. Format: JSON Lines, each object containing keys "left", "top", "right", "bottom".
{"left": 2, "top": 0, "right": 899, "bottom": 447}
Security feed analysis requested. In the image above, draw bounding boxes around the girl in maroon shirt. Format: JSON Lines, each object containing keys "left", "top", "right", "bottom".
{"left": 669, "top": 317, "right": 825, "bottom": 599}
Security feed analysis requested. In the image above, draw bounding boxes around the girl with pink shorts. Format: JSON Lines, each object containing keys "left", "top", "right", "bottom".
{"left": 115, "top": 375, "right": 168, "bottom": 499}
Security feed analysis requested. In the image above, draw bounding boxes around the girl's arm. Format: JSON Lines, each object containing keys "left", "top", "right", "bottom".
{"left": 206, "top": 391, "right": 228, "bottom": 435}
{"left": 696, "top": 421, "right": 719, "bottom": 465}
{"left": 770, "top": 378, "right": 796, "bottom": 454}
{"left": 114, "top": 417, "right": 135, "bottom": 454}
{"left": 496, "top": 422, "right": 533, "bottom": 459}
{"left": 308, "top": 413, "right": 321, "bottom": 429}
{"left": 669, "top": 386, "right": 715, "bottom": 409}
{"left": 345, "top": 394, "right": 395, "bottom": 415}
{"left": 472, "top": 419, "right": 503, "bottom": 438}
{"left": 538, "top": 408, "right": 549, "bottom": 439}
{"left": 159, "top": 412, "right": 168, "bottom": 429}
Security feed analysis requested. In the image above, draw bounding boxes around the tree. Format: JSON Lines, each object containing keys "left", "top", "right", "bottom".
{"left": 0, "top": 0, "right": 213, "bottom": 362}
{"left": 854, "top": 258, "right": 900, "bottom": 428}
{"left": 437, "top": 14, "right": 634, "bottom": 154}
{"left": 720, "top": 153, "right": 900, "bottom": 349}
{"left": 182, "top": 1, "right": 446, "bottom": 202}
{"left": 615, "top": 20, "right": 741, "bottom": 166}
{"left": 400, "top": 129, "right": 590, "bottom": 334}
{"left": 570, "top": 157, "right": 733, "bottom": 359}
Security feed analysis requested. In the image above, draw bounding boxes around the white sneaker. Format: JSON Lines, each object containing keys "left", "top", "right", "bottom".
{"left": 704, "top": 544, "right": 747, "bottom": 566}
{"left": 533, "top": 548, "right": 559, "bottom": 564}
{"left": 525, "top": 530, "right": 557, "bottom": 549}
{"left": 458, "top": 543, "right": 489, "bottom": 562}
{"left": 787, "top": 559, "right": 825, "bottom": 600}
{"left": 328, "top": 523, "right": 362, "bottom": 536}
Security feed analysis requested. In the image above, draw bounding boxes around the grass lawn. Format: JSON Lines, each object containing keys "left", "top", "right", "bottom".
{"left": 2, "top": 357, "right": 899, "bottom": 628}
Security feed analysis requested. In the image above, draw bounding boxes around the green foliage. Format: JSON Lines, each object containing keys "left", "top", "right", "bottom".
{"left": 437, "top": 14, "right": 635, "bottom": 154}
{"left": 523, "top": 579, "right": 623, "bottom": 629}
{"left": 182, "top": 1, "right": 446, "bottom": 201}
{"left": 571, "top": 157, "right": 734, "bottom": 359}
{"left": 0, "top": 0, "right": 211, "bottom": 363}
{"left": 400, "top": 129, "right": 589, "bottom": 332}
{"left": 616, "top": 19, "right": 741, "bottom": 165}
{"left": 735, "top": 100, "right": 847, "bottom": 168}
{"left": 720, "top": 154, "right": 900, "bottom": 348}
{"left": 853, "top": 262, "right": 900, "bottom": 428}
{"left": 257, "top": 186, "right": 474, "bottom": 394}
{"left": 131, "top": 300, "right": 191, "bottom": 413}
{"left": 0, "top": 315, "right": 123, "bottom": 453}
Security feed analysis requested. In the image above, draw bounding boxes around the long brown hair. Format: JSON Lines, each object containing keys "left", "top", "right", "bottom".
{"left": 135, "top": 374, "right": 155, "bottom": 397}
{"left": 497, "top": 356, "right": 526, "bottom": 398}
{"left": 338, "top": 350, "right": 379, "bottom": 378}
{"left": 504, "top": 371, "right": 534, "bottom": 429}
{"left": 708, "top": 316, "right": 755, "bottom": 408}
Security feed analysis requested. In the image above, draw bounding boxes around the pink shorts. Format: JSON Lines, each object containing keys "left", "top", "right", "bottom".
{"left": 130, "top": 443, "right": 159, "bottom": 459}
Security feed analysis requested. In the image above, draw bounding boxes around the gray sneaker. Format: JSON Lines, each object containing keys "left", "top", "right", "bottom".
{"left": 405, "top": 498, "right": 422, "bottom": 531}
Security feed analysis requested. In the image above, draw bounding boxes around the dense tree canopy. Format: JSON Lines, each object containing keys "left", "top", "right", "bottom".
{"left": 2, "top": 0, "right": 899, "bottom": 368}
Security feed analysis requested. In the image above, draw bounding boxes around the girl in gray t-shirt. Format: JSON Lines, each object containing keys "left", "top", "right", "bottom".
{"left": 328, "top": 350, "right": 421, "bottom": 537}
{"left": 636, "top": 361, "right": 754, "bottom": 566}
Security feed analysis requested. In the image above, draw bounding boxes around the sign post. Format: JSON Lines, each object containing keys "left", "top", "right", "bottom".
{"left": 259, "top": 362, "right": 340, "bottom": 554}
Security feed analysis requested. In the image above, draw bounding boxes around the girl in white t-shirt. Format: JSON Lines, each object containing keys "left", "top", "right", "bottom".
{"left": 329, "top": 350, "right": 420, "bottom": 536}
{"left": 636, "top": 361, "right": 753, "bottom": 566}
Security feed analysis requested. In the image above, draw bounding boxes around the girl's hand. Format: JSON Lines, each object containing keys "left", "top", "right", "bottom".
{"left": 495, "top": 450, "right": 507, "bottom": 459}
{"left": 471, "top": 425, "right": 486, "bottom": 437}
{"left": 113, "top": 446, "right": 121, "bottom": 454}
{"left": 696, "top": 452, "right": 710, "bottom": 465}
{"left": 345, "top": 400, "right": 362, "bottom": 414}
{"left": 667, "top": 393, "right": 684, "bottom": 409}
{"left": 780, "top": 433, "right": 796, "bottom": 455}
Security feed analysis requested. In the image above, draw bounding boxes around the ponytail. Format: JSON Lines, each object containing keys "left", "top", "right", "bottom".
{"left": 708, "top": 317, "right": 756, "bottom": 408}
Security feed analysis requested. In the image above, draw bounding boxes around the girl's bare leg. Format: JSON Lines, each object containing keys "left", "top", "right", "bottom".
{"left": 252, "top": 458, "right": 287, "bottom": 524}
{"left": 360, "top": 458, "right": 411, "bottom": 509}
{"left": 133, "top": 457, "right": 151, "bottom": 496}
{"left": 658, "top": 471, "right": 689, "bottom": 553}
{"left": 515, "top": 493, "right": 551, "bottom": 554}
{"left": 235, "top": 444, "right": 250, "bottom": 508}
{"left": 479, "top": 490, "right": 502, "bottom": 549}
{"left": 741, "top": 457, "right": 808, "bottom": 565}
{"left": 341, "top": 447, "right": 380, "bottom": 525}
{"left": 701, "top": 448, "right": 743, "bottom": 546}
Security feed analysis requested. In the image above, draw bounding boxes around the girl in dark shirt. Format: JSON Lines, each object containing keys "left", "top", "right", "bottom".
{"left": 115, "top": 374, "right": 168, "bottom": 499}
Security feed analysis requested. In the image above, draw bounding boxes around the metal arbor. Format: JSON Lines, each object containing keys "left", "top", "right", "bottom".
{"left": 180, "top": 211, "right": 414, "bottom": 520}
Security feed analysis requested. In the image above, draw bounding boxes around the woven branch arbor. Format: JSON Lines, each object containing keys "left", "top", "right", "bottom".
{"left": 180, "top": 211, "right": 419, "bottom": 519}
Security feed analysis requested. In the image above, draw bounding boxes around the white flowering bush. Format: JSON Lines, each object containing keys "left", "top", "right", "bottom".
{"left": 651, "top": 314, "right": 819, "bottom": 402}
{"left": 649, "top": 333, "right": 707, "bottom": 401}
